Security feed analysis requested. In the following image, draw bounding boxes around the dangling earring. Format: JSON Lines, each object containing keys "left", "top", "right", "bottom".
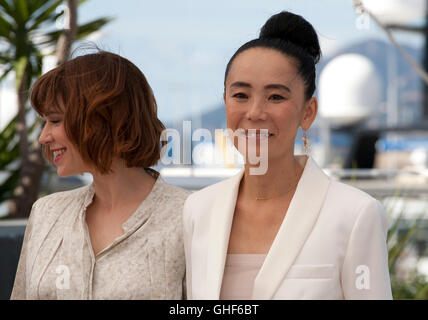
{"left": 301, "top": 130, "right": 311, "bottom": 155}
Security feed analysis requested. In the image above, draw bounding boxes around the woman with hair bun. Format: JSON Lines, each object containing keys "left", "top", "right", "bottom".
{"left": 183, "top": 11, "right": 392, "bottom": 300}
{"left": 11, "top": 51, "right": 189, "bottom": 299}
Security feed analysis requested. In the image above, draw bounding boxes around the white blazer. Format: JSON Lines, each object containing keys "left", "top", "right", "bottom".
{"left": 183, "top": 155, "right": 392, "bottom": 300}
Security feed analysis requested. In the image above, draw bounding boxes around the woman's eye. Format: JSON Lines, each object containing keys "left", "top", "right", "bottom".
{"left": 269, "top": 94, "right": 285, "bottom": 101}
{"left": 232, "top": 92, "right": 248, "bottom": 99}
{"left": 48, "top": 119, "right": 62, "bottom": 125}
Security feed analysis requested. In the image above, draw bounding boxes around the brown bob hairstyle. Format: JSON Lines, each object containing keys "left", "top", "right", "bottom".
{"left": 31, "top": 50, "right": 165, "bottom": 174}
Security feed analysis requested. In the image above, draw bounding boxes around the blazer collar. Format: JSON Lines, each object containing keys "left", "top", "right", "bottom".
{"left": 205, "top": 155, "right": 331, "bottom": 299}
{"left": 253, "top": 155, "right": 331, "bottom": 299}
{"left": 205, "top": 167, "right": 244, "bottom": 299}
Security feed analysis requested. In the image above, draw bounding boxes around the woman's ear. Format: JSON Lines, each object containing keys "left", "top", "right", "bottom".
{"left": 300, "top": 97, "right": 318, "bottom": 131}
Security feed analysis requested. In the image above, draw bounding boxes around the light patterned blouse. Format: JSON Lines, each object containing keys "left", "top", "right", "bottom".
{"left": 11, "top": 170, "right": 190, "bottom": 300}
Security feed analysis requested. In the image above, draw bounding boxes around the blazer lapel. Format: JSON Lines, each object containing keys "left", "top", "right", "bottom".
{"left": 252, "top": 155, "right": 331, "bottom": 299}
{"left": 205, "top": 169, "right": 244, "bottom": 299}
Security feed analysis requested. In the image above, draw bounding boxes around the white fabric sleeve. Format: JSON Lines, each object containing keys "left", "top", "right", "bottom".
{"left": 341, "top": 199, "right": 392, "bottom": 299}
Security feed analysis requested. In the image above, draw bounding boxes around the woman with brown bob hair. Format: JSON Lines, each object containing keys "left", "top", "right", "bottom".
{"left": 11, "top": 50, "right": 189, "bottom": 299}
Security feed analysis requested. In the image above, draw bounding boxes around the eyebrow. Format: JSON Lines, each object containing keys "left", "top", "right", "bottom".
{"left": 265, "top": 84, "right": 291, "bottom": 93}
{"left": 230, "top": 81, "right": 291, "bottom": 93}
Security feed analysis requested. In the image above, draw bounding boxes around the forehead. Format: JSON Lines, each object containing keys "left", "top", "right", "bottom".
{"left": 226, "top": 47, "right": 300, "bottom": 87}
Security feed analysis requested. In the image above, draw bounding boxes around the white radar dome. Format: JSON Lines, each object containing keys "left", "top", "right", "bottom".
{"left": 318, "top": 54, "right": 382, "bottom": 126}
{"left": 360, "top": 0, "right": 425, "bottom": 25}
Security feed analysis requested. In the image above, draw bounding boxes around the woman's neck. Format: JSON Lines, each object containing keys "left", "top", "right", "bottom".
{"left": 240, "top": 154, "right": 307, "bottom": 201}
{"left": 90, "top": 162, "right": 156, "bottom": 213}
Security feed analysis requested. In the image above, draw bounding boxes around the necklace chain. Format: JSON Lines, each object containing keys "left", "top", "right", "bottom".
{"left": 254, "top": 169, "right": 300, "bottom": 200}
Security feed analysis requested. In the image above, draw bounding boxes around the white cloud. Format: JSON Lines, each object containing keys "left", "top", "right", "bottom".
{"left": 0, "top": 73, "right": 17, "bottom": 131}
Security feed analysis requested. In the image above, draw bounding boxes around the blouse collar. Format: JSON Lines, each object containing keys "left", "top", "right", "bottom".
{"left": 81, "top": 168, "right": 165, "bottom": 232}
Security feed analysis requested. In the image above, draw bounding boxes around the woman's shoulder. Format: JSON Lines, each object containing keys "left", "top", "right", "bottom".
{"left": 327, "top": 179, "right": 378, "bottom": 206}
{"left": 25, "top": 185, "right": 92, "bottom": 240}
{"left": 296, "top": 155, "right": 381, "bottom": 227}
{"left": 183, "top": 172, "right": 242, "bottom": 219}
{"left": 146, "top": 178, "right": 191, "bottom": 231}
{"left": 324, "top": 179, "right": 386, "bottom": 225}
{"left": 156, "top": 177, "right": 191, "bottom": 205}
{"left": 34, "top": 184, "right": 91, "bottom": 208}
{"left": 31, "top": 184, "right": 91, "bottom": 221}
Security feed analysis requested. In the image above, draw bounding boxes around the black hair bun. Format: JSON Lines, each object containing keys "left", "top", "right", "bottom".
{"left": 259, "top": 11, "right": 321, "bottom": 64}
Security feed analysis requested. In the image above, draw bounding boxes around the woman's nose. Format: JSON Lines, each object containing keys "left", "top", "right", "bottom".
{"left": 246, "top": 99, "right": 267, "bottom": 121}
{"left": 39, "top": 124, "right": 52, "bottom": 145}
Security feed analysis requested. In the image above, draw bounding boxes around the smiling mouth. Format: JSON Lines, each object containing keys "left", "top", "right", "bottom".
{"left": 52, "top": 148, "right": 67, "bottom": 163}
{"left": 240, "top": 130, "right": 274, "bottom": 138}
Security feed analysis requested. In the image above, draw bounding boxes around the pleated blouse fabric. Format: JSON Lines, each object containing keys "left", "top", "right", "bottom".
{"left": 11, "top": 172, "right": 189, "bottom": 300}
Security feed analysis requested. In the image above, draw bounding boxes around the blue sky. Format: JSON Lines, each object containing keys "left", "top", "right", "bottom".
{"left": 79, "top": 0, "right": 388, "bottom": 123}
{"left": 0, "top": 0, "right": 424, "bottom": 127}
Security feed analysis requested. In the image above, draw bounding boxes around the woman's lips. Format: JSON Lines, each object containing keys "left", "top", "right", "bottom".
{"left": 53, "top": 148, "right": 67, "bottom": 163}
{"left": 240, "top": 130, "right": 274, "bottom": 139}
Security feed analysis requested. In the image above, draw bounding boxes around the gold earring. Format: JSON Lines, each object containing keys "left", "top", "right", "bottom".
{"left": 301, "top": 130, "right": 311, "bottom": 155}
